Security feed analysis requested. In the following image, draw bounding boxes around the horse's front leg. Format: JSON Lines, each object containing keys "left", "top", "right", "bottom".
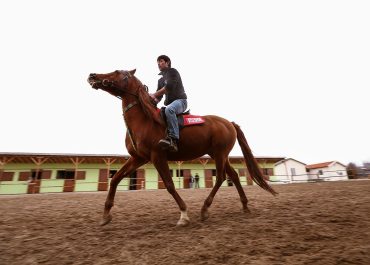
{"left": 101, "top": 156, "right": 147, "bottom": 226}
{"left": 152, "top": 155, "right": 190, "bottom": 226}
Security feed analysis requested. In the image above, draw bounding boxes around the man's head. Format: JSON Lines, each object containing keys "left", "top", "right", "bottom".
{"left": 157, "top": 55, "right": 171, "bottom": 71}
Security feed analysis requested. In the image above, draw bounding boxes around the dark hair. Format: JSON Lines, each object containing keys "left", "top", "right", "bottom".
{"left": 157, "top": 55, "right": 171, "bottom": 68}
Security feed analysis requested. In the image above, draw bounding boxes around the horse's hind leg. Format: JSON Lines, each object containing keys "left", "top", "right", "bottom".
{"left": 201, "top": 156, "right": 226, "bottom": 221}
{"left": 101, "top": 156, "right": 147, "bottom": 226}
{"left": 152, "top": 156, "right": 189, "bottom": 226}
{"left": 225, "top": 162, "right": 250, "bottom": 213}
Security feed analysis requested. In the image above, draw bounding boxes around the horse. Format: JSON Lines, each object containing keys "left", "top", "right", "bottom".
{"left": 87, "top": 69, "right": 277, "bottom": 226}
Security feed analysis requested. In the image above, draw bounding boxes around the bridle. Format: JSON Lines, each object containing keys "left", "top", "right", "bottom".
{"left": 90, "top": 70, "right": 153, "bottom": 152}
{"left": 94, "top": 71, "right": 153, "bottom": 151}
{"left": 90, "top": 71, "right": 142, "bottom": 100}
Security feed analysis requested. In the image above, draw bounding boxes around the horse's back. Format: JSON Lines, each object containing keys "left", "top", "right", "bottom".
{"left": 203, "top": 114, "right": 237, "bottom": 146}
{"left": 182, "top": 114, "right": 235, "bottom": 136}
{"left": 175, "top": 114, "right": 236, "bottom": 159}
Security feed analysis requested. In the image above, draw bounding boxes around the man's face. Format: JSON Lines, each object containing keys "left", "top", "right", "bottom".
{"left": 157, "top": 59, "right": 169, "bottom": 71}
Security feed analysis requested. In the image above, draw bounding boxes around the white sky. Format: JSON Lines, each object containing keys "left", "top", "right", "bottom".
{"left": 0, "top": 0, "right": 369, "bottom": 165}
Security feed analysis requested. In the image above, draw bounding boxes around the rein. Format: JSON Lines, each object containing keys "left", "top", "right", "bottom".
{"left": 122, "top": 101, "right": 138, "bottom": 115}
{"left": 93, "top": 71, "right": 151, "bottom": 152}
{"left": 110, "top": 74, "right": 149, "bottom": 102}
{"left": 103, "top": 73, "right": 139, "bottom": 100}
{"left": 117, "top": 74, "right": 149, "bottom": 152}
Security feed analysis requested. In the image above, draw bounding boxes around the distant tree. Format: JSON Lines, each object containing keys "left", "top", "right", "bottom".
{"left": 364, "top": 162, "right": 370, "bottom": 178}
{"left": 346, "top": 162, "right": 358, "bottom": 179}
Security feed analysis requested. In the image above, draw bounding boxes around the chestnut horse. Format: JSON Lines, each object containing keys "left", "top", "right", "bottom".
{"left": 87, "top": 69, "right": 277, "bottom": 226}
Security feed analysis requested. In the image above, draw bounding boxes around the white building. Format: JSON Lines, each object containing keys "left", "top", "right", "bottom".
{"left": 273, "top": 158, "right": 309, "bottom": 183}
{"left": 306, "top": 161, "right": 348, "bottom": 181}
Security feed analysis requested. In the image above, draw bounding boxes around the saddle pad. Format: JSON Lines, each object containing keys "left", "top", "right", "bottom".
{"left": 182, "top": 115, "right": 205, "bottom": 126}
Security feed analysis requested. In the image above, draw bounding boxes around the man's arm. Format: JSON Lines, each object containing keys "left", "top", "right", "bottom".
{"left": 149, "top": 87, "right": 166, "bottom": 103}
{"left": 154, "top": 87, "right": 166, "bottom": 98}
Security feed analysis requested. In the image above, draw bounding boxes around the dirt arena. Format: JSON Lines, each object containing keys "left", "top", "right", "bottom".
{"left": 1, "top": 180, "right": 370, "bottom": 265}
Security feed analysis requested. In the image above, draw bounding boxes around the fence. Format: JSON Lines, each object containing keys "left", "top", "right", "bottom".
{"left": 0, "top": 167, "right": 352, "bottom": 195}
{"left": 269, "top": 169, "right": 349, "bottom": 183}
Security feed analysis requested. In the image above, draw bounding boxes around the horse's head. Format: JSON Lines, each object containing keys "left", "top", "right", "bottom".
{"left": 87, "top": 69, "right": 137, "bottom": 98}
{"left": 88, "top": 69, "right": 162, "bottom": 124}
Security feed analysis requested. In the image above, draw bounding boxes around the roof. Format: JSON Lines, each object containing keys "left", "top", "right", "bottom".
{"left": 0, "top": 152, "right": 128, "bottom": 165}
{"left": 275, "top": 158, "right": 306, "bottom": 166}
{"left": 306, "top": 161, "right": 346, "bottom": 169}
{"left": 0, "top": 152, "right": 285, "bottom": 165}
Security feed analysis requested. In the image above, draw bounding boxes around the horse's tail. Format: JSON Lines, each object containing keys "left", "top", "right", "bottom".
{"left": 232, "top": 122, "right": 278, "bottom": 196}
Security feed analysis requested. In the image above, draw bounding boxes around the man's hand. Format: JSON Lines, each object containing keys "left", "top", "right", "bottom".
{"left": 149, "top": 93, "right": 159, "bottom": 104}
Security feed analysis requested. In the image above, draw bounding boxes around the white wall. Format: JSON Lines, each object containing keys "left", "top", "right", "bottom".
{"left": 274, "top": 159, "right": 308, "bottom": 183}
{"left": 308, "top": 162, "right": 348, "bottom": 181}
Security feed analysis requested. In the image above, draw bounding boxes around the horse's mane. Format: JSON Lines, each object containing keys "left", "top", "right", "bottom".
{"left": 136, "top": 82, "right": 164, "bottom": 126}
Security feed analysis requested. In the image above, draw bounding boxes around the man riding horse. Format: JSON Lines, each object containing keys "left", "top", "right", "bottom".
{"left": 149, "top": 55, "right": 187, "bottom": 152}
{"left": 87, "top": 64, "right": 277, "bottom": 226}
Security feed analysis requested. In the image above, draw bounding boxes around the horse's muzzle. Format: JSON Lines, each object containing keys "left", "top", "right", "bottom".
{"left": 88, "top": 73, "right": 99, "bottom": 89}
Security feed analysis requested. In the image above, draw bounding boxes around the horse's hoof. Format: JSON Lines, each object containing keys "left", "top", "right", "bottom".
{"left": 100, "top": 214, "right": 112, "bottom": 226}
{"left": 243, "top": 207, "right": 251, "bottom": 214}
{"left": 176, "top": 218, "right": 190, "bottom": 227}
{"left": 200, "top": 208, "right": 209, "bottom": 221}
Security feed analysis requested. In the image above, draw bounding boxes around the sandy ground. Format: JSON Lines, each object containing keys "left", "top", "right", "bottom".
{"left": 1, "top": 180, "right": 370, "bottom": 265}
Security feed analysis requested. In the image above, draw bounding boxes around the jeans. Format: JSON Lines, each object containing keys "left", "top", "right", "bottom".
{"left": 165, "top": 99, "right": 187, "bottom": 140}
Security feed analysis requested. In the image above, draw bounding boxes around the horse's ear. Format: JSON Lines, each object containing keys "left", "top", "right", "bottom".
{"left": 129, "top": 69, "right": 136, "bottom": 75}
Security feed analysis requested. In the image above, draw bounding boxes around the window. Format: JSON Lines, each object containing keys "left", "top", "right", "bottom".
{"left": 0, "top": 172, "right": 14, "bottom": 181}
{"left": 176, "top": 169, "right": 184, "bottom": 177}
{"left": 31, "top": 170, "right": 42, "bottom": 180}
{"left": 290, "top": 168, "right": 296, "bottom": 176}
{"left": 212, "top": 169, "right": 217, "bottom": 176}
{"left": 109, "top": 170, "right": 117, "bottom": 178}
{"left": 262, "top": 168, "right": 274, "bottom": 176}
{"left": 318, "top": 170, "right": 323, "bottom": 175}
{"left": 56, "top": 170, "right": 75, "bottom": 179}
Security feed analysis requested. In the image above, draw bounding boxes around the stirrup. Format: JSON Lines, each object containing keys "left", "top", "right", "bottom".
{"left": 158, "top": 137, "right": 171, "bottom": 150}
{"left": 168, "top": 139, "right": 178, "bottom": 152}
{"left": 158, "top": 137, "right": 178, "bottom": 152}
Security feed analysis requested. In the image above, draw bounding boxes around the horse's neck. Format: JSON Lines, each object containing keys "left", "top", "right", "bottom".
{"left": 121, "top": 98, "right": 146, "bottom": 127}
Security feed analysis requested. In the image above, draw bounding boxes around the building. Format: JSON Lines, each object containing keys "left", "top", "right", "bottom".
{"left": 0, "top": 152, "right": 284, "bottom": 195}
{"left": 306, "top": 161, "right": 348, "bottom": 181}
{"left": 273, "top": 158, "right": 309, "bottom": 183}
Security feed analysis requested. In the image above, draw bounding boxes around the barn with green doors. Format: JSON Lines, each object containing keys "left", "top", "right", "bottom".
{"left": 0, "top": 153, "right": 284, "bottom": 195}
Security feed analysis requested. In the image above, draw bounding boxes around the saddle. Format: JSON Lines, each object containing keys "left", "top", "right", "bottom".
{"left": 159, "top": 107, "right": 205, "bottom": 129}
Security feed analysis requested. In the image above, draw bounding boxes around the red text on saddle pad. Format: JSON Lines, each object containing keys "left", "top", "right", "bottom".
{"left": 183, "top": 115, "right": 205, "bottom": 126}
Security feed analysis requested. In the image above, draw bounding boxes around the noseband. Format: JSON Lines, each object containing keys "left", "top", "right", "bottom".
{"left": 102, "top": 71, "right": 130, "bottom": 88}
{"left": 91, "top": 71, "right": 139, "bottom": 100}
{"left": 102, "top": 78, "right": 117, "bottom": 87}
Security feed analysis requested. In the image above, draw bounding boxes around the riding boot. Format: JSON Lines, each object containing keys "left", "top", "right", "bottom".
{"left": 158, "top": 137, "right": 178, "bottom": 152}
